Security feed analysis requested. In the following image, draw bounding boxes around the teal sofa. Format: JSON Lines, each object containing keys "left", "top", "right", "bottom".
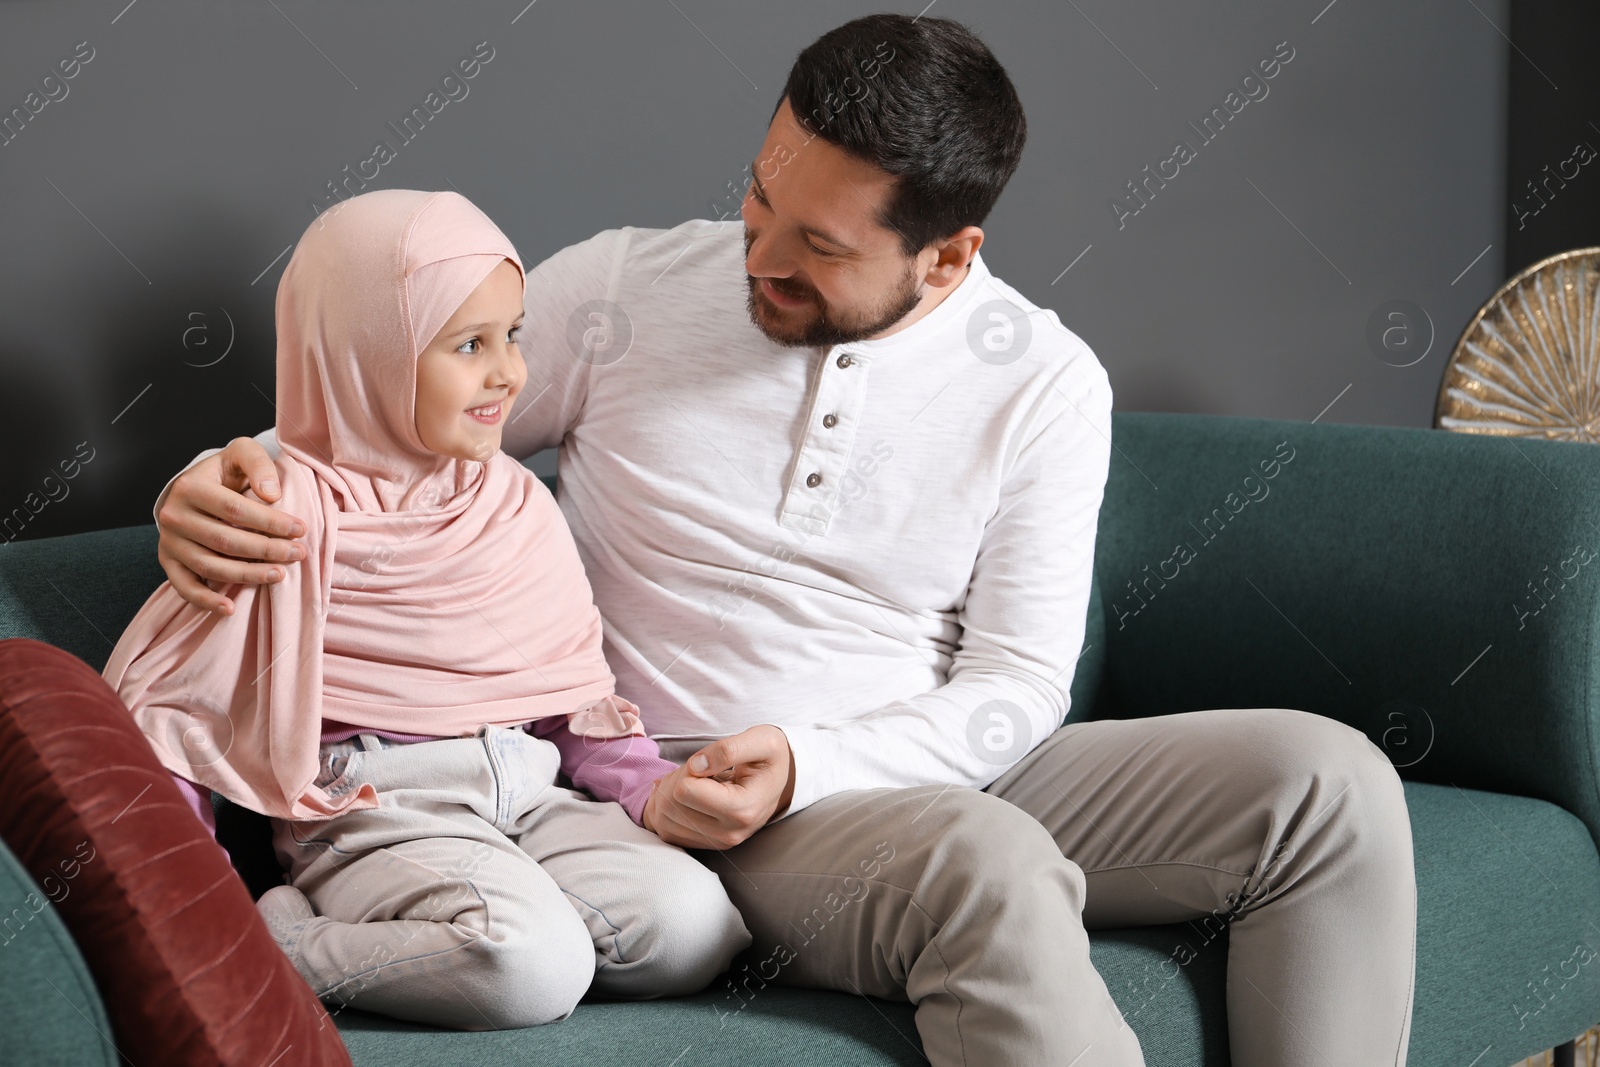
{"left": 3, "top": 412, "right": 1599, "bottom": 1066}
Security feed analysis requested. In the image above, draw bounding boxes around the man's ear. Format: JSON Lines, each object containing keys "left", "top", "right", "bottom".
{"left": 924, "top": 226, "right": 984, "bottom": 287}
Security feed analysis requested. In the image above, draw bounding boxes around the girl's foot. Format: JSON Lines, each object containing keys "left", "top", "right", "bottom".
{"left": 255, "top": 884, "right": 315, "bottom": 949}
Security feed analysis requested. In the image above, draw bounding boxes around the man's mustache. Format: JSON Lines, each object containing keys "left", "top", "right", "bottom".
{"left": 752, "top": 275, "right": 817, "bottom": 303}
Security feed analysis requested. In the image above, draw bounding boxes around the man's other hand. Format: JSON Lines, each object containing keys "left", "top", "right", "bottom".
{"left": 641, "top": 725, "right": 796, "bottom": 850}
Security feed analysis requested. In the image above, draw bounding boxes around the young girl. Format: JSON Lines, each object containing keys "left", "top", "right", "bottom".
{"left": 101, "top": 188, "right": 750, "bottom": 1030}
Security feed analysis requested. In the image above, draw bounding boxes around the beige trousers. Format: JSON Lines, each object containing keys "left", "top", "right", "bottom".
{"left": 673, "top": 707, "right": 1417, "bottom": 1067}
{"left": 267, "top": 725, "right": 752, "bottom": 1030}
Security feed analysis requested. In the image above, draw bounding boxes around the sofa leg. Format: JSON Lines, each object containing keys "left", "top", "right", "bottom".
{"left": 1553, "top": 1038, "right": 1576, "bottom": 1067}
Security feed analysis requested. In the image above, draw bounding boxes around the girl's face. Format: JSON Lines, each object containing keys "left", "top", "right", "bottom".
{"left": 415, "top": 259, "right": 527, "bottom": 463}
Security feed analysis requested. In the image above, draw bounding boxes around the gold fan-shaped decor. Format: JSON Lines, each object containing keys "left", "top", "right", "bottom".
{"left": 1435, "top": 247, "right": 1600, "bottom": 439}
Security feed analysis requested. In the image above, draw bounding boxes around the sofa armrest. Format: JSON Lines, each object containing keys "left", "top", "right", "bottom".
{"left": 0, "top": 834, "right": 119, "bottom": 1066}
{"left": 1094, "top": 412, "right": 1600, "bottom": 850}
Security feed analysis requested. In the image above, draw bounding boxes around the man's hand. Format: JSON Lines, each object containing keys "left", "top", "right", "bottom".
{"left": 155, "top": 436, "right": 308, "bottom": 615}
{"left": 641, "top": 724, "right": 796, "bottom": 850}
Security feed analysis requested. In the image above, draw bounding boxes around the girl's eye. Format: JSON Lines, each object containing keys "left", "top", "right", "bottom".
{"left": 457, "top": 325, "right": 524, "bottom": 355}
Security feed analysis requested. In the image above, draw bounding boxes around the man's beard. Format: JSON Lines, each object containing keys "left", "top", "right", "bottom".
{"left": 744, "top": 243, "right": 924, "bottom": 349}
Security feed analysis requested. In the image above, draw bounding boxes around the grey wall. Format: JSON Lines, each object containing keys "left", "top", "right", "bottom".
{"left": 0, "top": 0, "right": 1506, "bottom": 542}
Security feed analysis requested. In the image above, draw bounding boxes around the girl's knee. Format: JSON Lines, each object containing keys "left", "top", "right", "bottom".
{"left": 604, "top": 860, "right": 752, "bottom": 996}
{"left": 456, "top": 910, "right": 596, "bottom": 1029}
{"left": 665, "top": 878, "right": 752, "bottom": 990}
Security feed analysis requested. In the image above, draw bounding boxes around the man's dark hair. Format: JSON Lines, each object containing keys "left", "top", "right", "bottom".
{"left": 774, "top": 13, "right": 1027, "bottom": 256}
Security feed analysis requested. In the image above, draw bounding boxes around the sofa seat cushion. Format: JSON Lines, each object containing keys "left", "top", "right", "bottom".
{"left": 1404, "top": 780, "right": 1600, "bottom": 1064}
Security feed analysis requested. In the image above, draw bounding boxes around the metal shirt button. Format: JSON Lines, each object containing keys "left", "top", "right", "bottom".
{"left": 806, "top": 472, "right": 822, "bottom": 487}
{"left": 822, "top": 413, "right": 838, "bottom": 428}
{"left": 836, "top": 353, "right": 854, "bottom": 368}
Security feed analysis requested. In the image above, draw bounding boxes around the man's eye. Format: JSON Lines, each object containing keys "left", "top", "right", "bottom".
{"left": 806, "top": 241, "right": 837, "bottom": 258}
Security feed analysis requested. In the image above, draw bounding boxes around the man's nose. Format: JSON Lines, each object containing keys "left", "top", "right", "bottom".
{"left": 744, "top": 229, "right": 796, "bottom": 280}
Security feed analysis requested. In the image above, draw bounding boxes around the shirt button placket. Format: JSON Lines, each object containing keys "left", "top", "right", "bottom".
{"left": 811, "top": 350, "right": 856, "bottom": 488}
{"left": 779, "top": 348, "right": 865, "bottom": 533}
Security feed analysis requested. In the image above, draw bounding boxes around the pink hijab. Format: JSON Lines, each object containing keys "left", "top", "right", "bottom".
{"left": 103, "top": 189, "right": 641, "bottom": 822}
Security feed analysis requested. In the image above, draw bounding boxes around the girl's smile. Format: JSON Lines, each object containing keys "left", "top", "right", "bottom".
{"left": 465, "top": 401, "right": 504, "bottom": 425}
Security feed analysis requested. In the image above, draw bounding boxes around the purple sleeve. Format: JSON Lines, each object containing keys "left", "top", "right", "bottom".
{"left": 530, "top": 716, "right": 679, "bottom": 827}
{"left": 171, "top": 773, "right": 217, "bottom": 838}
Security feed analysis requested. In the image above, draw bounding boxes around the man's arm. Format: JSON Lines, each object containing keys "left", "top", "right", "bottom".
{"left": 153, "top": 228, "right": 634, "bottom": 612}
{"left": 777, "top": 364, "right": 1113, "bottom": 814}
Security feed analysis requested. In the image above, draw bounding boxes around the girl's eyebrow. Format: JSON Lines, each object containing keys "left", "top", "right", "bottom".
{"left": 448, "top": 315, "right": 525, "bottom": 337}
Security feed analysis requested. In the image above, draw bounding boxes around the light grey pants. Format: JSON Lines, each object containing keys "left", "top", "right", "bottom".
{"left": 675, "top": 707, "right": 1417, "bottom": 1067}
{"left": 267, "top": 724, "right": 752, "bottom": 1030}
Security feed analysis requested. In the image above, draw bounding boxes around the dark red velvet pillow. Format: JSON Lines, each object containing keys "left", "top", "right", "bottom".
{"left": 0, "top": 638, "right": 350, "bottom": 1067}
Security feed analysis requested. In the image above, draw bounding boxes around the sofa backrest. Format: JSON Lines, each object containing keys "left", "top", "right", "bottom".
{"left": 0, "top": 524, "right": 166, "bottom": 674}
{"left": 1087, "top": 411, "right": 1600, "bottom": 847}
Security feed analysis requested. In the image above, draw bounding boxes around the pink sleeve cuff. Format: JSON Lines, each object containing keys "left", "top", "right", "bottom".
{"left": 530, "top": 715, "right": 678, "bottom": 827}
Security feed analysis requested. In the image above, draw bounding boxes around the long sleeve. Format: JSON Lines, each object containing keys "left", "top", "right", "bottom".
{"left": 530, "top": 709, "right": 680, "bottom": 827}
{"left": 775, "top": 363, "right": 1114, "bottom": 817}
{"left": 171, "top": 772, "right": 218, "bottom": 838}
